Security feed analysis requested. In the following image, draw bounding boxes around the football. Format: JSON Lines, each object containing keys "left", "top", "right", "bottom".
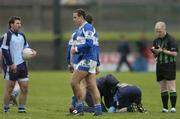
{"left": 22, "top": 48, "right": 34, "bottom": 60}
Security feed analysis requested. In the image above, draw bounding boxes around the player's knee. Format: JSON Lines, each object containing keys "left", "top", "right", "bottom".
{"left": 20, "top": 86, "right": 28, "bottom": 94}
{"left": 169, "top": 88, "right": 176, "bottom": 92}
{"left": 7, "top": 88, "right": 14, "bottom": 94}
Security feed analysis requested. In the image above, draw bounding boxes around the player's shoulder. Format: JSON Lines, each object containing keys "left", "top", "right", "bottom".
{"left": 153, "top": 37, "right": 159, "bottom": 43}
{"left": 166, "top": 33, "right": 176, "bottom": 42}
{"left": 1, "top": 31, "right": 11, "bottom": 39}
{"left": 18, "top": 32, "right": 26, "bottom": 37}
{"left": 72, "top": 29, "right": 78, "bottom": 33}
{"left": 83, "top": 22, "right": 94, "bottom": 30}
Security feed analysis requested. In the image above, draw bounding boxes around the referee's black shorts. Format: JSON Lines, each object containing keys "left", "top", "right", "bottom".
{"left": 156, "top": 63, "right": 176, "bottom": 82}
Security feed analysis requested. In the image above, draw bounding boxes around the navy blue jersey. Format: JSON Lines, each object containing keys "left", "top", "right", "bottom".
{"left": 113, "top": 84, "right": 142, "bottom": 108}
{"left": 96, "top": 74, "right": 119, "bottom": 108}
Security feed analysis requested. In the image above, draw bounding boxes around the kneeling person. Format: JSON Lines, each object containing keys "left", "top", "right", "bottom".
{"left": 108, "top": 83, "right": 147, "bottom": 113}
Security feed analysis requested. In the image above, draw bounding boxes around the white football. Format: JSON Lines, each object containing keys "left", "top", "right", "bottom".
{"left": 22, "top": 48, "right": 34, "bottom": 60}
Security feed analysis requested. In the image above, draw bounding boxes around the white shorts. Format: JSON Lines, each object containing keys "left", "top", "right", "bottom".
{"left": 76, "top": 59, "right": 97, "bottom": 74}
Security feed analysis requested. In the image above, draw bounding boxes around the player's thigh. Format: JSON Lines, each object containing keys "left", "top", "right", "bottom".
{"left": 167, "top": 80, "right": 176, "bottom": 92}
{"left": 71, "top": 69, "right": 88, "bottom": 84}
{"left": 85, "top": 73, "right": 97, "bottom": 89}
{"left": 80, "top": 79, "right": 87, "bottom": 96}
{"left": 80, "top": 79, "right": 87, "bottom": 88}
{"left": 5, "top": 80, "right": 16, "bottom": 92}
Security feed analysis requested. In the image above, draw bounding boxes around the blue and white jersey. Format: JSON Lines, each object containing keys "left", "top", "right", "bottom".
{"left": 67, "top": 22, "right": 100, "bottom": 69}
{"left": 66, "top": 30, "right": 83, "bottom": 65}
{"left": 75, "top": 21, "right": 98, "bottom": 62}
{"left": 0, "top": 37, "right": 2, "bottom": 51}
{"left": 93, "top": 32, "right": 100, "bottom": 66}
{"left": 1, "top": 30, "right": 29, "bottom": 65}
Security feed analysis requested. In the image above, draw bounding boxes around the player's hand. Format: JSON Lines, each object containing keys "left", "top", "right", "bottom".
{"left": 151, "top": 46, "right": 162, "bottom": 55}
{"left": 31, "top": 49, "right": 37, "bottom": 58}
{"left": 10, "top": 64, "right": 17, "bottom": 73}
{"left": 68, "top": 65, "right": 74, "bottom": 73}
{"left": 96, "top": 67, "right": 100, "bottom": 75}
{"left": 71, "top": 47, "right": 76, "bottom": 54}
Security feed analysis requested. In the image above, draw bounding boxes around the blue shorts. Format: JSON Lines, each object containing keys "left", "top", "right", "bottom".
{"left": 3, "top": 62, "right": 28, "bottom": 81}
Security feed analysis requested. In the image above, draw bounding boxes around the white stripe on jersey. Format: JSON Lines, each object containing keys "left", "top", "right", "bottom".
{"left": 2, "top": 33, "right": 8, "bottom": 50}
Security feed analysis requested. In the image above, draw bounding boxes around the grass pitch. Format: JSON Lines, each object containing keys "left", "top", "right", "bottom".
{"left": 0, "top": 71, "right": 180, "bottom": 119}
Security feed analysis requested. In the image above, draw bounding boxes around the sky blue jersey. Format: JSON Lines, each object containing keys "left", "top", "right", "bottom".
{"left": 1, "top": 30, "right": 29, "bottom": 65}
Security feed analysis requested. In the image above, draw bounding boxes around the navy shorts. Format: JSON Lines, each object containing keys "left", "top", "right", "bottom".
{"left": 4, "top": 62, "right": 28, "bottom": 81}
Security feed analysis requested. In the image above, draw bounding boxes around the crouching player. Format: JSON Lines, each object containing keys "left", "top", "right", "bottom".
{"left": 108, "top": 83, "right": 147, "bottom": 113}
{"left": 69, "top": 74, "right": 120, "bottom": 113}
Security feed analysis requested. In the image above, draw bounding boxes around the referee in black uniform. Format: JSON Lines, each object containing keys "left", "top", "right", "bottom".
{"left": 151, "top": 21, "right": 178, "bottom": 113}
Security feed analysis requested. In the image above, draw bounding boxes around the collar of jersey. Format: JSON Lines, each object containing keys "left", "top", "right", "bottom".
{"left": 9, "top": 29, "right": 19, "bottom": 36}
{"left": 79, "top": 21, "right": 88, "bottom": 30}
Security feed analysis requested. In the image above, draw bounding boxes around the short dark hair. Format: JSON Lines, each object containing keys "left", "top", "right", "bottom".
{"left": 8, "top": 16, "right": 21, "bottom": 28}
{"left": 85, "top": 14, "right": 93, "bottom": 24}
{"left": 73, "top": 9, "right": 86, "bottom": 19}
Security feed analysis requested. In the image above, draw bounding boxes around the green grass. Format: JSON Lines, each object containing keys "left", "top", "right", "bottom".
{"left": 0, "top": 71, "right": 180, "bottom": 119}
{"left": 13, "top": 31, "right": 180, "bottom": 42}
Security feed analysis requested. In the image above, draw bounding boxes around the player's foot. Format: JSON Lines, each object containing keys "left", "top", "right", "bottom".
{"left": 66, "top": 110, "right": 84, "bottom": 116}
{"left": 170, "top": 108, "right": 176, "bottom": 113}
{"left": 93, "top": 112, "right": 102, "bottom": 116}
{"left": 69, "top": 106, "right": 75, "bottom": 113}
{"left": 4, "top": 107, "right": 10, "bottom": 113}
{"left": 130, "top": 103, "right": 138, "bottom": 112}
{"left": 18, "top": 108, "right": 26, "bottom": 113}
{"left": 162, "top": 108, "right": 168, "bottom": 113}
{"left": 137, "top": 104, "right": 147, "bottom": 113}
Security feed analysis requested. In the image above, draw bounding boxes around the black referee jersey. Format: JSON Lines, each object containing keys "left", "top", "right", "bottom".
{"left": 153, "top": 33, "right": 178, "bottom": 64}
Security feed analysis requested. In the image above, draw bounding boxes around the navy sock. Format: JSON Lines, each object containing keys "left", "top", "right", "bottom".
{"left": 170, "top": 92, "right": 177, "bottom": 108}
{"left": 71, "top": 96, "right": 76, "bottom": 108}
{"left": 94, "top": 104, "right": 102, "bottom": 115}
{"left": 161, "top": 92, "right": 169, "bottom": 109}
